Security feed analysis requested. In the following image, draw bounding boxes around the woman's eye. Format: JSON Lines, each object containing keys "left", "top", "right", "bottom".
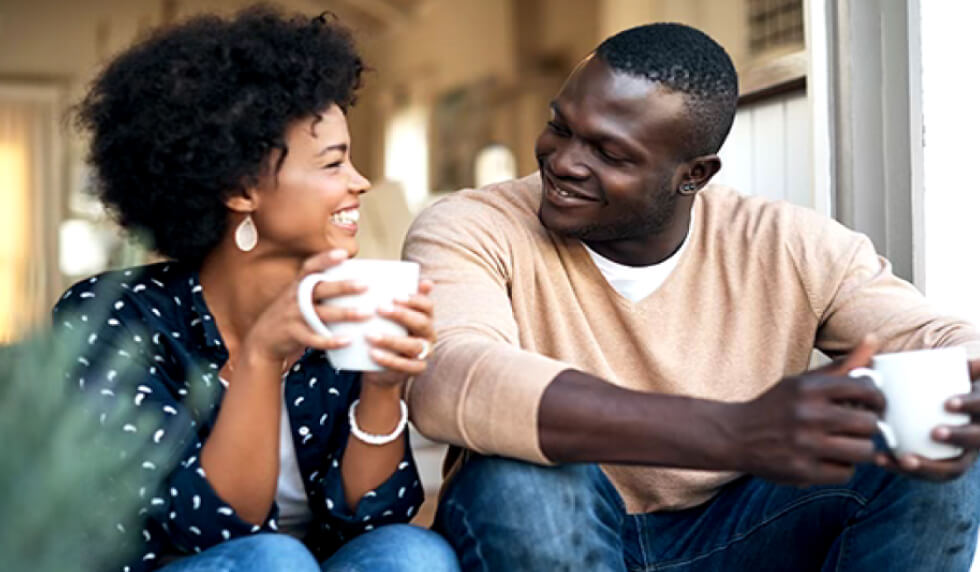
{"left": 322, "top": 161, "right": 343, "bottom": 170}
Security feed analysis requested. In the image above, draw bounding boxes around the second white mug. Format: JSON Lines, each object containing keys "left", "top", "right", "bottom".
{"left": 849, "top": 346, "right": 971, "bottom": 460}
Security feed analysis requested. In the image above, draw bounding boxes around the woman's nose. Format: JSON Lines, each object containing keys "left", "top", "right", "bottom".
{"left": 348, "top": 164, "right": 371, "bottom": 193}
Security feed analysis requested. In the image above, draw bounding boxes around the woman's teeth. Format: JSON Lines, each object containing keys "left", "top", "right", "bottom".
{"left": 331, "top": 209, "right": 359, "bottom": 225}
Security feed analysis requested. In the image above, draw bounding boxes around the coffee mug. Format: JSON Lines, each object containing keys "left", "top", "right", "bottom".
{"left": 297, "top": 259, "right": 420, "bottom": 371}
{"left": 849, "top": 346, "right": 971, "bottom": 460}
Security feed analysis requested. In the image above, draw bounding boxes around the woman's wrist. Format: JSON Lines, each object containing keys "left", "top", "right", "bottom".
{"left": 236, "top": 342, "right": 286, "bottom": 380}
{"left": 353, "top": 382, "right": 406, "bottom": 435}
{"left": 359, "top": 379, "right": 404, "bottom": 399}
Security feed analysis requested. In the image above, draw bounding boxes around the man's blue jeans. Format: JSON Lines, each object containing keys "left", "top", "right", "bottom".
{"left": 434, "top": 455, "right": 980, "bottom": 571}
{"left": 158, "top": 524, "right": 459, "bottom": 571}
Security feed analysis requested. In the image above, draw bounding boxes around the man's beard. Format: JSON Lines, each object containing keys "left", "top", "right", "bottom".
{"left": 555, "top": 182, "right": 678, "bottom": 242}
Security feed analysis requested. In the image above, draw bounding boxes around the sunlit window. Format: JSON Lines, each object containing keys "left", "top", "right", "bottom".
{"left": 384, "top": 105, "right": 430, "bottom": 210}
{"left": 0, "top": 143, "right": 27, "bottom": 343}
{"left": 474, "top": 144, "right": 517, "bottom": 188}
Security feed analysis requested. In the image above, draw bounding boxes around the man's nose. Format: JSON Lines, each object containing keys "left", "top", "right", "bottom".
{"left": 548, "top": 140, "right": 590, "bottom": 180}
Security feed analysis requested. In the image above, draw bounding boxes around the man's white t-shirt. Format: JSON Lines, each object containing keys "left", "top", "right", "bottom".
{"left": 582, "top": 222, "right": 692, "bottom": 302}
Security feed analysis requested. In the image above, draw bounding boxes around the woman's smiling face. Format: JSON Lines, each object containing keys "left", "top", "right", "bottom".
{"left": 249, "top": 103, "right": 371, "bottom": 259}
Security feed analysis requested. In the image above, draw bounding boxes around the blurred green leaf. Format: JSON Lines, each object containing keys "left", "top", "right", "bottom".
{"left": 0, "top": 323, "right": 193, "bottom": 571}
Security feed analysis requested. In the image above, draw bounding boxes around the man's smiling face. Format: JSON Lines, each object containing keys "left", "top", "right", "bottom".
{"left": 535, "top": 55, "right": 693, "bottom": 244}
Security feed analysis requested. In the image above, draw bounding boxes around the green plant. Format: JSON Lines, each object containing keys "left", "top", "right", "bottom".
{"left": 0, "top": 327, "right": 185, "bottom": 571}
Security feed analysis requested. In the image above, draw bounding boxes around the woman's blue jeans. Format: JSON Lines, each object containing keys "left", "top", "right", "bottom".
{"left": 158, "top": 524, "right": 459, "bottom": 572}
{"left": 434, "top": 455, "right": 980, "bottom": 571}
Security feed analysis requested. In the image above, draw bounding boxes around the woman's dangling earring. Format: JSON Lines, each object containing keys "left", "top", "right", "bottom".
{"left": 234, "top": 214, "right": 258, "bottom": 252}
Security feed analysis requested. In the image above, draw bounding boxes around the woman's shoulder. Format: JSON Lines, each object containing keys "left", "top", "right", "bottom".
{"left": 53, "top": 262, "right": 195, "bottom": 321}
{"left": 51, "top": 262, "right": 213, "bottom": 366}
{"left": 53, "top": 262, "right": 222, "bottom": 408}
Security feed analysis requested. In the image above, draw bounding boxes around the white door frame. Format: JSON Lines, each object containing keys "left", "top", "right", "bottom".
{"left": 804, "top": 0, "right": 922, "bottom": 286}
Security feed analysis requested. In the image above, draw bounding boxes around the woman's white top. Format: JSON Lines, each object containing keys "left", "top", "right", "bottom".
{"left": 216, "top": 377, "right": 313, "bottom": 538}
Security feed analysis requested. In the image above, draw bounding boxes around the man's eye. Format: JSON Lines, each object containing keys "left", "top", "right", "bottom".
{"left": 547, "top": 121, "right": 570, "bottom": 136}
{"left": 598, "top": 149, "right": 626, "bottom": 164}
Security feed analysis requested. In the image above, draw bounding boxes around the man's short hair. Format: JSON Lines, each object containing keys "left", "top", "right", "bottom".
{"left": 596, "top": 23, "right": 738, "bottom": 157}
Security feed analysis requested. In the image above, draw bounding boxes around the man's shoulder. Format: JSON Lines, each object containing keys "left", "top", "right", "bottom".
{"left": 698, "top": 185, "right": 854, "bottom": 243}
{"left": 695, "top": 185, "right": 869, "bottom": 290}
{"left": 699, "top": 184, "right": 808, "bottom": 221}
{"left": 408, "top": 174, "right": 544, "bottom": 238}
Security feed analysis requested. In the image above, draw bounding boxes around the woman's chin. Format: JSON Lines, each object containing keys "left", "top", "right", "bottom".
{"left": 325, "top": 237, "right": 359, "bottom": 258}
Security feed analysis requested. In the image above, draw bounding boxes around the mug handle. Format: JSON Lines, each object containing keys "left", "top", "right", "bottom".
{"left": 297, "top": 274, "right": 334, "bottom": 339}
{"left": 848, "top": 367, "right": 898, "bottom": 450}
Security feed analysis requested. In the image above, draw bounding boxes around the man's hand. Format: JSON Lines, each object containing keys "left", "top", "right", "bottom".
{"left": 725, "top": 337, "right": 885, "bottom": 486}
{"left": 872, "top": 357, "right": 980, "bottom": 481}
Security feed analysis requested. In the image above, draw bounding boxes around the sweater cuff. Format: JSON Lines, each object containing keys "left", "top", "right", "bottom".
{"left": 460, "top": 346, "right": 568, "bottom": 464}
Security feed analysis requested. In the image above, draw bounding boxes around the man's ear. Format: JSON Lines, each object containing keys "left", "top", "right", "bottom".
{"left": 676, "top": 155, "right": 722, "bottom": 195}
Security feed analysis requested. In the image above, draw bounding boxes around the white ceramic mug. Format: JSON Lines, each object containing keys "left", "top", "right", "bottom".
{"left": 297, "top": 259, "right": 420, "bottom": 371}
{"left": 848, "top": 346, "right": 971, "bottom": 460}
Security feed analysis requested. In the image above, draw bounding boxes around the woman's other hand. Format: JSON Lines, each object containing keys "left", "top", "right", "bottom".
{"left": 362, "top": 279, "right": 436, "bottom": 387}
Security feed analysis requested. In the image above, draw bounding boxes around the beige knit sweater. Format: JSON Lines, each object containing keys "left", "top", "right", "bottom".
{"left": 403, "top": 173, "right": 980, "bottom": 513}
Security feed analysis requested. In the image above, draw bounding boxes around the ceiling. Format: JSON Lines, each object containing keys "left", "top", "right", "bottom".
{"left": 325, "top": 0, "right": 427, "bottom": 32}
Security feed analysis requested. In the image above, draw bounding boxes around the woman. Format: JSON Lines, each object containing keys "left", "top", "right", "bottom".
{"left": 54, "top": 7, "right": 458, "bottom": 572}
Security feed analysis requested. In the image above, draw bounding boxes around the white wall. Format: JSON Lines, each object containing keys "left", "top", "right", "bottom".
{"left": 919, "top": 1, "right": 980, "bottom": 327}
{"left": 715, "top": 90, "right": 812, "bottom": 208}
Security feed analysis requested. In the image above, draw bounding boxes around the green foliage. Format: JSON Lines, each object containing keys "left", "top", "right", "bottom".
{"left": 0, "top": 327, "right": 181, "bottom": 571}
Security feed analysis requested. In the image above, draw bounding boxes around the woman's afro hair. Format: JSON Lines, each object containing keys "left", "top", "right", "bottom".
{"left": 75, "top": 5, "right": 364, "bottom": 263}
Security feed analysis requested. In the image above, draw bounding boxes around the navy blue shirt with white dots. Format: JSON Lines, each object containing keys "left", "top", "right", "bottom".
{"left": 53, "top": 262, "right": 424, "bottom": 571}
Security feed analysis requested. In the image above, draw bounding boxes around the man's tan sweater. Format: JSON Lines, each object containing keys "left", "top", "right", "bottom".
{"left": 403, "top": 174, "right": 980, "bottom": 513}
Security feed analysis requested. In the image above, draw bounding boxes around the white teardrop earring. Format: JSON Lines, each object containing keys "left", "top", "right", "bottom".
{"left": 234, "top": 215, "right": 258, "bottom": 252}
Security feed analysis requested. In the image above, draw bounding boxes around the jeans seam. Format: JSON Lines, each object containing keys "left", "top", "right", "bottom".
{"left": 634, "top": 516, "right": 649, "bottom": 571}
{"left": 834, "top": 523, "right": 849, "bottom": 572}
{"left": 645, "top": 489, "right": 869, "bottom": 571}
{"left": 443, "top": 498, "right": 490, "bottom": 572}
{"left": 833, "top": 499, "right": 870, "bottom": 572}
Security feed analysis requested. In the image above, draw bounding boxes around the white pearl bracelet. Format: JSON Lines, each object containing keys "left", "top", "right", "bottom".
{"left": 348, "top": 398, "right": 409, "bottom": 446}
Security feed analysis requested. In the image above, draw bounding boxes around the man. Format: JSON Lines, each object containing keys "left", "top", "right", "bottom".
{"left": 404, "top": 23, "right": 980, "bottom": 570}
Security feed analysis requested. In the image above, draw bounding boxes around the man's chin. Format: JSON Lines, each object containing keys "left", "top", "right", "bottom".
{"left": 537, "top": 205, "right": 587, "bottom": 239}
{"left": 537, "top": 204, "right": 563, "bottom": 234}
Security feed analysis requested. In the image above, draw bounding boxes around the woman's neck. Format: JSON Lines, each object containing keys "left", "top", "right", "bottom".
{"left": 198, "top": 242, "right": 303, "bottom": 356}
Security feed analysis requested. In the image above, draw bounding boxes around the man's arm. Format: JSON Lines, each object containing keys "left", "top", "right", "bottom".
{"left": 539, "top": 338, "right": 885, "bottom": 486}
{"left": 405, "top": 194, "right": 884, "bottom": 486}
{"left": 403, "top": 194, "right": 565, "bottom": 464}
{"left": 791, "top": 207, "right": 980, "bottom": 358}
{"left": 793, "top": 208, "right": 980, "bottom": 481}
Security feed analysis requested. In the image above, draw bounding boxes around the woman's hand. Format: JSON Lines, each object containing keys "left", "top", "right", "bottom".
{"left": 239, "top": 249, "right": 366, "bottom": 368}
{"left": 362, "top": 280, "right": 436, "bottom": 388}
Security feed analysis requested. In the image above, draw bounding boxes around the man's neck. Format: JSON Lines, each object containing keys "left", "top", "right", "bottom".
{"left": 584, "top": 211, "right": 692, "bottom": 267}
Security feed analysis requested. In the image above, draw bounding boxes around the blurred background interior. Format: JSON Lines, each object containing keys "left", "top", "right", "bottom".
{"left": 1, "top": 0, "right": 978, "bottom": 527}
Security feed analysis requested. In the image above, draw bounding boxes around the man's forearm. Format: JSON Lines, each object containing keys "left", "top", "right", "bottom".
{"left": 538, "top": 369, "right": 739, "bottom": 468}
